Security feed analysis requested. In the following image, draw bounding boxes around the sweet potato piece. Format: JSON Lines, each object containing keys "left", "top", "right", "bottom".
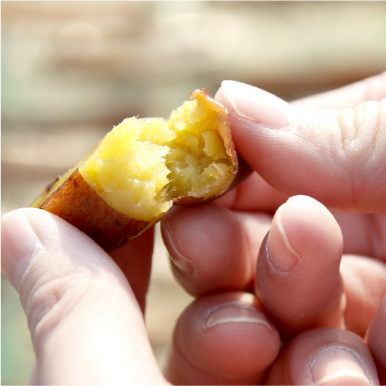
{"left": 39, "top": 169, "right": 151, "bottom": 252}
{"left": 33, "top": 89, "right": 239, "bottom": 252}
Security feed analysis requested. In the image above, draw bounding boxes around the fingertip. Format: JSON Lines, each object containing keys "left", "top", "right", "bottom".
{"left": 312, "top": 348, "right": 370, "bottom": 386}
{"left": 161, "top": 205, "right": 251, "bottom": 296}
{"left": 279, "top": 196, "right": 343, "bottom": 259}
{"left": 18, "top": 207, "right": 107, "bottom": 259}
{"left": 1, "top": 209, "right": 42, "bottom": 291}
{"left": 267, "top": 196, "right": 343, "bottom": 274}
{"left": 214, "top": 86, "right": 226, "bottom": 104}
{"left": 257, "top": 196, "right": 345, "bottom": 337}
{"left": 220, "top": 80, "right": 295, "bottom": 129}
{"left": 164, "top": 292, "right": 280, "bottom": 384}
{"left": 267, "top": 328, "right": 378, "bottom": 385}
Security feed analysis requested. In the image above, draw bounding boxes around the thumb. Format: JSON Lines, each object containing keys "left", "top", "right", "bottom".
{"left": 1, "top": 208, "right": 166, "bottom": 385}
{"left": 216, "top": 81, "right": 386, "bottom": 213}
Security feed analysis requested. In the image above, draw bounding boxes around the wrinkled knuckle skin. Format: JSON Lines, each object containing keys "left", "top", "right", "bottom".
{"left": 339, "top": 100, "right": 386, "bottom": 163}
{"left": 20, "top": 270, "right": 81, "bottom": 348}
{"left": 298, "top": 100, "right": 386, "bottom": 167}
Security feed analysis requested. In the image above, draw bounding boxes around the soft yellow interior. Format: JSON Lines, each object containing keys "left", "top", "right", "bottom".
{"left": 79, "top": 97, "right": 233, "bottom": 222}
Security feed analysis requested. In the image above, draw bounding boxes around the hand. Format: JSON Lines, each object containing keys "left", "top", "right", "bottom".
{"left": 160, "top": 72, "right": 386, "bottom": 384}
{"left": 0, "top": 209, "right": 290, "bottom": 386}
{"left": 215, "top": 72, "right": 386, "bottom": 213}
{"left": 215, "top": 71, "right": 386, "bottom": 336}
{"left": 1, "top": 210, "right": 166, "bottom": 385}
{"left": 2, "top": 205, "right": 385, "bottom": 385}
{"left": 217, "top": 72, "right": 386, "bottom": 336}
{"left": 2, "top": 73, "right": 386, "bottom": 385}
{"left": 160, "top": 197, "right": 385, "bottom": 385}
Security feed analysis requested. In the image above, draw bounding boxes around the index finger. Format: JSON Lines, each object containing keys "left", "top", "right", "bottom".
{"left": 214, "top": 72, "right": 386, "bottom": 213}
{"left": 215, "top": 82, "right": 386, "bottom": 212}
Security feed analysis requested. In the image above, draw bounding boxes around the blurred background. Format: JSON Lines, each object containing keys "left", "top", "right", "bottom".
{"left": 2, "top": 2, "right": 386, "bottom": 384}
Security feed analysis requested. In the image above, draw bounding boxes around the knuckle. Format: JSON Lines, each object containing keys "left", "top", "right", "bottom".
{"left": 20, "top": 269, "right": 87, "bottom": 347}
{"left": 299, "top": 100, "right": 386, "bottom": 167}
{"left": 338, "top": 100, "right": 386, "bottom": 162}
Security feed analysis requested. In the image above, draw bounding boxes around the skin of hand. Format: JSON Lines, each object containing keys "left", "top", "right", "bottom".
{"left": 161, "top": 72, "right": 386, "bottom": 384}
{"left": 2, "top": 205, "right": 383, "bottom": 386}
{"left": 1, "top": 72, "right": 386, "bottom": 385}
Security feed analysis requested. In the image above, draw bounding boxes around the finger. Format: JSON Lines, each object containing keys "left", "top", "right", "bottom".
{"left": 333, "top": 212, "right": 386, "bottom": 262}
{"left": 215, "top": 71, "right": 386, "bottom": 212}
{"left": 110, "top": 228, "right": 154, "bottom": 314}
{"left": 214, "top": 73, "right": 386, "bottom": 213}
{"left": 341, "top": 255, "right": 386, "bottom": 337}
{"left": 291, "top": 71, "right": 386, "bottom": 109}
{"left": 266, "top": 327, "right": 379, "bottom": 385}
{"left": 366, "top": 295, "right": 386, "bottom": 385}
{"left": 215, "top": 82, "right": 386, "bottom": 212}
{"left": 162, "top": 292, "right": 280, "bottom": 385}
{"left": 161, "top": 204, "right": 271, "bottom": 297}
{"left": 256, "top": 196, "right": 345, "bottom": 339}
{"left": 213, "top": 171, "right": 288, "bottom": 213}
{"left": 1, "top": 208, "right": 165, "bottom": 385}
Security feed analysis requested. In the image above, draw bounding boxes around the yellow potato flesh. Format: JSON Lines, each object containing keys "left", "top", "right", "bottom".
{"left": 80, "top": 118, "right": 173, "bottom": 222}
{"left": 79, "top": 98, "right": 233, "bottom": 222}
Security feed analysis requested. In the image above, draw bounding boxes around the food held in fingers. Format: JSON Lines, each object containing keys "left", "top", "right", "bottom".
{"left": 32, "top": 89, "right": 239, "bottom": 252}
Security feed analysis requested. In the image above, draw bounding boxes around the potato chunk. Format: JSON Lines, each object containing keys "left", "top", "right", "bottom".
{"left": 32, "top": 89, "right": 238, "bottom": 252}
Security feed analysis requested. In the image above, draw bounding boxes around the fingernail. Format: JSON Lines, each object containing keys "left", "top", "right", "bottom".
{"left": 163, "top": 222, "right": 193, "bottom": 274}
{"left": 221, "top": 80, "right": 295, "bottom": 129}
{"left": 169, "top": 251, "right": 193, "bottom": 274}
{"left": 312, "top": 348, "right": 370, "bottom": 385}
{"left": 1, "top": 211, "right": 42, "bottom": 291}
{"left": 267, "top": 205, "right": 300, "bottom": 272}
{"left": 206, "top": 302, "right": 271, "bottom": 330}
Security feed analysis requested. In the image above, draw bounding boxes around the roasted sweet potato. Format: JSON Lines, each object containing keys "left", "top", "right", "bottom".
{"left": 32, "top": 89, "right": 240, "bottom": 252}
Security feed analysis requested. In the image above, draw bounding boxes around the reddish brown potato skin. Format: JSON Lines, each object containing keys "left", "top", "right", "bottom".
{"left": 39, "top": 169, "right": 150, "bottom": 253}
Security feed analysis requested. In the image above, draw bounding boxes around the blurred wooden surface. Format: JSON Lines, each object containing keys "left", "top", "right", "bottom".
{"left": 3, "top": 2, "right": 386, "bottom": 128}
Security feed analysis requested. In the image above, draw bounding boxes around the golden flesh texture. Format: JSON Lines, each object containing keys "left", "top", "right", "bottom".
{"left": 32, "top": 89, "right": 239, "bottom": 252}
